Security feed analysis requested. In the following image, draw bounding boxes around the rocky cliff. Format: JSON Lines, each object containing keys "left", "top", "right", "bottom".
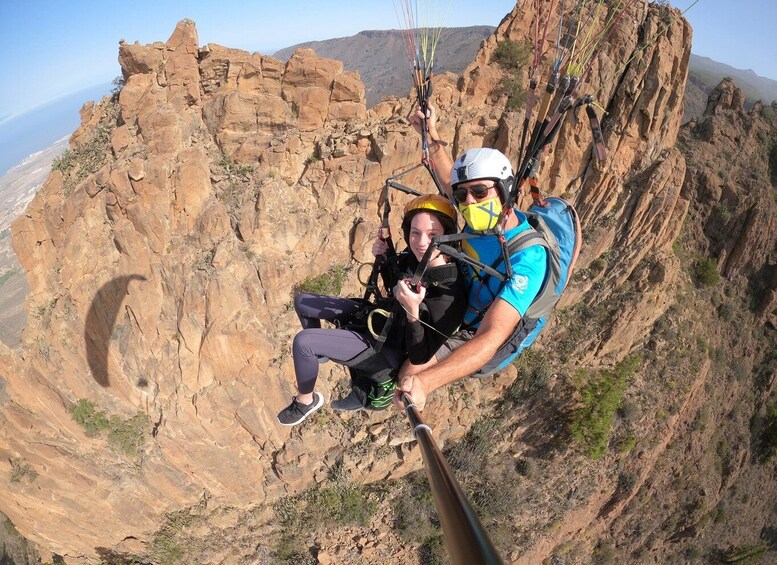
{"left": 1, "top": 2, "right": 775, "bottom": 563}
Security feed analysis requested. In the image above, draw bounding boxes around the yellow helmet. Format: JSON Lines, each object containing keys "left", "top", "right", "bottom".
{"left": 401, "top": 194, "right": 458, "bottom": 242}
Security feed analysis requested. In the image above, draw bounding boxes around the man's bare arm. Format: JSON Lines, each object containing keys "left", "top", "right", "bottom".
{"left": 399, "top": 298, "right": 522, "bottom": 409}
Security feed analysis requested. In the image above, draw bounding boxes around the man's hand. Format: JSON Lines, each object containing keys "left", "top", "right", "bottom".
{"left": 408, "top": 103, "right": 439, "bottom": 140}
{"left": 394, "top": 373, "right": 429, "bottom": 411}
{"left": 393, "top": 298, "right": 523, "bottom": 412}
{"left": 407, "top": 103, "right": 453, "bottom": 198}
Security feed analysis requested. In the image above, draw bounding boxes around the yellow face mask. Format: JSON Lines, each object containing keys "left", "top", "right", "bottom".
{"left": 459, "top": 197, "right": 503, "bottom": 231}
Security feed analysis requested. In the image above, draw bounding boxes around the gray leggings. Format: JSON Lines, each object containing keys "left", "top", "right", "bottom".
{"left": 292, "top": 293, "right": 401, "bottom": 394}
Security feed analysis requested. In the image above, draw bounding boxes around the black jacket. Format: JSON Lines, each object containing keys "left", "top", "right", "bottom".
{"left": 395, "top": 252, "right": 467, "bottom": 364}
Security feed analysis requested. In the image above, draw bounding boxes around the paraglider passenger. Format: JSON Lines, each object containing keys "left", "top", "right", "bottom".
{"left": 395, "top": 104, "right": 549, "bottom": 411}
{"left": 278, "top": 195, "right": 467, "bottom": 426}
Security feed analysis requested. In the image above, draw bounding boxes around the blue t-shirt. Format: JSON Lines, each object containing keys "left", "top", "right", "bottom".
{"left": 459, "top": 210, "right": 548, "bottom": 326}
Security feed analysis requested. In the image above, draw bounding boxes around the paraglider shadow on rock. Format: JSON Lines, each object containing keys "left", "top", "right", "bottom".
{"left": 85, "top": 275, "right": 146, "bottom": 387}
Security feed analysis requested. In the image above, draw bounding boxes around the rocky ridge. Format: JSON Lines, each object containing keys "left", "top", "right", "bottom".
{"left": 1, "top": 2, "right": 775, "bottom": 563}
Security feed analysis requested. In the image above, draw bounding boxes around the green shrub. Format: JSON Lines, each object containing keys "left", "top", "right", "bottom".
{"left": 51, "top": 149, "right": 75, "bottom": 175}
{"left": 589, "top": 257, "right": 607, "bottom": 276}
{"left": 219, "top": 150, "right": 254, "bottom": 178}
{"left": 0, "top": 228, "right": 10, "bottom": 240}
{"left": 273, "top": 481, "right": 377, "bottom": 559}
{"left": 504, "top": 77, "right": 527, "bottom": 110}
{"left": 271, "top": 481, "right": 377, "bottom": 563}
{"left": 617, "top": 434, "right": 637, "bottom": 453}
{"left": 571, "top": 356, "right": 641, "bottom": 459}
{"left": 515, "top": 457, "right": 537, "bottom": 478}
{"left": 71, "top": 399, "right": 110, "bottom": 436}
{"left": 493, "top": 39, "right": 532, "bottom": 71}
{"left": 714, "top": 201, "right": 732, "bottom": 223}
{"left": 298, "top": 266, "right": 348, "bottom": 296}
{"left": 107, "top": 413, "right": 149, "bottom": 456}
{"left": 70, "top": 399, "right": 148, "bottom": 456}
{"left": 110, "top": 75, "right": 125, "bottom": 101}
{"left": 151, "top": 508, "right": 198, "bottom": 565}
{"left": 693, "top": 257, "right": 719, "bottom": 287}
{"left": 305, "top": 484, "right": 376, "bottom": 528}
{"left": 493, "top": 39, "right": 532, "bottom": 111}
{"left": 271, "top": 535, "right": 315, "bottom": 565}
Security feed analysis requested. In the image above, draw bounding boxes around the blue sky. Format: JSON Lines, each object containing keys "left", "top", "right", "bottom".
{"left": 0, "top": 0, "right": 775, "bottom": 120}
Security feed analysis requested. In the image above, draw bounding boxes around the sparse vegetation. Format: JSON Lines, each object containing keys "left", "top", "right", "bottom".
{"left": 219, "top": 150, "right": 254, "bottom": 179}
{"left": 36, "top": 335, "right": 51, "bottom": 362}
{"left": 769, "top": 135, "right": 777, "bottom": 186}
{"left": 151, "top": 507, "right": 201, "bottom": 565}
{"left": 693, "top": 256, "right": 720, "bottom": 287}
{"left": 717, "top": 541, "right": 769, "bottom": 564}
{"left": 591, "top": 540, "right": 615, "bottom": 564}
{"left": 440, "top": 414, "right": 518, "bottom": 555}
{"left": 272, "top": 479, "right": 378, "bottom": 562}
{"left": 714, "top": 201, "right": 732, "bottom": 223}
{"left": 617, "top": 434, "right": 638, "bottom": 453}
{"left": 35, "top": 297, "right": 57, "bottom": 328}
{"left": 571, "top": 356, "right": 641, "bottom": 459}
{"left": 305, "top": 483, "right": 377, "bottom": 528}
{"left": 51, "top": 149, "right": 75, "bottom": 175}
{"left": 446, "top": 415, "right": 499, "bottom": 474}
{"left": 70, "top": 399, "right": 110, "bottom": 436}
{"left": 755, "top": 402, "right": 777, "bottom": 462}
{"left": 297, "top": 265, "right": 348, "bottom": 296}
{"left": 588, "top": 256, "right": 608, "bottom": 277}
{"left": 110, "top": 75, "right": 126, "bottom": 101}
{"left": 391, "top": 472, "right": 449, "bottom": 564}
{"left": 493, "top": 39, "right": 532, "bottom": 110}
{"left": 50, "top": 97, "right": 119, "bottom": 194}
{"left": 107, "top": 413, "right": 150, "bottom": 456}
{"left": 70, "top": 399, "right": 148, "bottom": 456}
{"left": 9, "top": 457, "right": 38, "bottom": 484}
{"left": 3, "top": 515, "right": 19, "bottom": 536}
{"left": 214, "top": 151, "right": 255, "bottom": 230}
{"left": 509, "top": 348, "right": 551, "bottom": 401}
{"left": 304, "top": 150, "right": 321, "bottom": 166}
{"left": 0, "top": 228, "right": 10, "bottom": 240}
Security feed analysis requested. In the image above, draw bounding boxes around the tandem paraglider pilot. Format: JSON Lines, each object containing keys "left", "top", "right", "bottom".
{"left": 395, "top": 103, "right": 554, "bottom": 411}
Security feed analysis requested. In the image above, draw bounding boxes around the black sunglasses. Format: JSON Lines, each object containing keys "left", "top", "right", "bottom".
{"left": 453, "top": 183, "right": 493, "bottom": 203}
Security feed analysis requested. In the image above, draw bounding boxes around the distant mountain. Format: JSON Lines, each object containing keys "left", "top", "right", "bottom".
{"left": 0, "top": 82, "right": 111, "bottom": 176}
{"left": 685, "top": 54, "right": 777, "bottom": 121}
{"left": 274, "top": 27, "right": 494, "bottom": 107}
{"left": 276, "top": 32, "right": 777, "bottom": 123}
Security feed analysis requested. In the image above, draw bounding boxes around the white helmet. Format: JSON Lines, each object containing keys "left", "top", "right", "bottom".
{"left": 451, "top": 147, "right": 514, "bottom": 202}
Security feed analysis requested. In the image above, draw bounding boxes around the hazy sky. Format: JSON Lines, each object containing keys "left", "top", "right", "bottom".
{"left": 0, "top": 0, "right": 775, "bottom": 120}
